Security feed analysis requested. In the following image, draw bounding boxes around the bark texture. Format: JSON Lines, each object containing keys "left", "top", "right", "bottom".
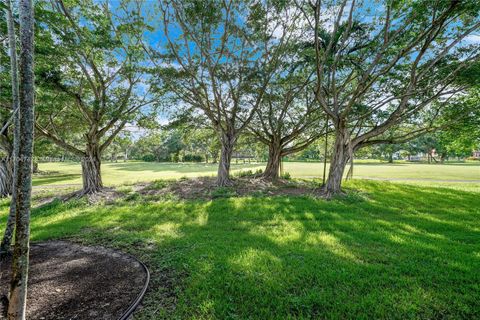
{"left": 263, "top": 143, "right": 282, "bottom": 181}
{"left": 0, "top": 159, "right": 13, "bottom": 197}
{"left": 216, "top": 132, "right": 236, "bottom": 186}
{"left": 8, "top": 0, "right": 35, "bottom": 318}
{"left": 325, "top": 125, "right": 350, "bottom": 197}
{"left": 81, "top": 146, "right": 103, "bottom": 194}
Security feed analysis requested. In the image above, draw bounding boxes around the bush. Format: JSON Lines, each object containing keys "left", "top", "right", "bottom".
{"left": 142, "top": 154, "right": 156, "bottom": 162}
{"left": 234, "top": 170, "right": 254, "bottom": 178}
{"left": 183, "top": 154, "right": 204, "bottom": 162}
{"left": 234, "top": 168, "right": 264, "bottom": 178}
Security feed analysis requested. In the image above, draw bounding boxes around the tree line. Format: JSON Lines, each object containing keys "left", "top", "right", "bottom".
{"left": 1, "top": 0, "right": 478, "bottom": 197}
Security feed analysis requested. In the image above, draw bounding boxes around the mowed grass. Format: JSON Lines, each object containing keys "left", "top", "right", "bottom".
{"left": 34, "top": 160, "right": 480, "bottom": 187}
{"left": 1, "top": 180, "right": 479, "bottom": 319}
{"left": 33, "top": 161, "right": 265, "bottom": 186}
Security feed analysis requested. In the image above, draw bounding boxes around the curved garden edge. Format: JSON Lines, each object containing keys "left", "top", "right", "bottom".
{"left": 118, "top": 250, "right": 150, "bottom": 320}
{"left": 0, "top": 240, "right": 150, "bottom": 320}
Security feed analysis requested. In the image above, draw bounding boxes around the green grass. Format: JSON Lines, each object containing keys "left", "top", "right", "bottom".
{"left": 34, "top": 161, "right": 265, "bottom": 186}
{"left": 2, "top": 180, "right": 479, "bottom": 319}
{"left": 283, "top": 161, "right": 480, "bottom": 181}
{"left": 34, "top": 160, "right": 480, "bottom": 187}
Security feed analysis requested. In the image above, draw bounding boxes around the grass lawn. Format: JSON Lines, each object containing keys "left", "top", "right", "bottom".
{"left": 1, "top": 180, "right": 479, "bottom": 319}
{"left": 34, "top": 161, "right": 480, "bottom": 187}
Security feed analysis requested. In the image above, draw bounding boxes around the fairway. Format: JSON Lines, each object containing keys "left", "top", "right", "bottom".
{"left": 34, "top": 161, "right": 480, "bottom": 187}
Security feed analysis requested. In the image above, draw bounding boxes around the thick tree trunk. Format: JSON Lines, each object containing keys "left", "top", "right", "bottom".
{"left": 325, "top": 126, "right": 350, "bottom": 197}
{"left": 81, "top": 146, "right": 103, "bottom": 194}
{"left": 263, "top": 143, "right": 282, "bottom": 181}
{"left": 8, "top": 0, "right": 35, "bottom": 317}
{"left": 217, "top": 132, "right": 236, "bottom": 186}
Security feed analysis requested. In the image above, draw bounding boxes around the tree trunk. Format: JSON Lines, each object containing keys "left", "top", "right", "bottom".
{"left": 8, "top": 0, "right": 35, "bottom": 317}
{"left": 1, "top": 0, "right": 20, "bottom": 258}
{"left": 81, "top": 146, "right": 103, "bottom": 194}
{"left": 325, "top": 126, "right": 349, "bottom": 197}
{"left": 31, "top": 161, "right": 38, "bottom": 174}
{"left": 0, "top": 158, "right": 13, "bottom": 197}
{"left": 263, "top": 143, "right": 282, "bottom": 181}
{"left": 388, "top": 152, "right": 393, "bottom": 163}
{"left": 0, "top": 156, "right": 15, "bottom": 255}
{"left": 217, "top": 132, "right": 235, "bottom": 186}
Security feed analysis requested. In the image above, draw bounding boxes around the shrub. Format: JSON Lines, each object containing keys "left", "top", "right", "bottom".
{"left": 234, "top": 170, "right": 254, "bottom": 178}
{"left": 234, "top": 169, "right": 264, "bottom": 178}
{"left": 183, "top": 154, "right": 204, "bottom": 162}
{"left": 142, "top": 154, "right": 156, "bottom": 162}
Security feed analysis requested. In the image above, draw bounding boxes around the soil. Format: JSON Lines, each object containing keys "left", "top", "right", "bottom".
{"left": 0, "top": 241, "right": 147, "bottom": 320}
{"left": 139, "top": 176, "right": 323, "bottom": 200}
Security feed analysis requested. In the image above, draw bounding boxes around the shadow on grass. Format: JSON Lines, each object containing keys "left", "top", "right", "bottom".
{"left": 108, "top": 161, "right": 264, "bottom": 173}
{"left": 32, "top": 173, "right": 81, "bottom": 186}
{"left": 25, "top": 181, "right": 480, "bottom": 319}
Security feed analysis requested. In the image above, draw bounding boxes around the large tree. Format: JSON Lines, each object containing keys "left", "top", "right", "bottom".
{"left": 249, "top": 71, "right": 326, "bottom": 180}
{"left": 299, "top": 0, "right": 480, "bottom": 196}
{"left": 34, "top": 0, "right": 153, "bottom": 194}
{"left": 152, "top": 0, "right": 300, "bottom": 186}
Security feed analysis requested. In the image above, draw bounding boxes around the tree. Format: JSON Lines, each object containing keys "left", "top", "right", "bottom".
{"left": 0, "top": 0, "right": 20, "bottom": 255}
{"left": 152, "top": 0, "right": 298, "bottom": 185}
{"left": 300, "top": 0, "right": 480, "bottom": 196}
{"left": 249, "top": 72, "right": 326, "bottom": 180}
{"left": 34, "top": 0, "right": 153, "bottom": 194}
{"left": 181, "top": 127, "right": 219, "bottom": 163}
{"left": 7, "top": 0, "right": 35, "bottom": 317}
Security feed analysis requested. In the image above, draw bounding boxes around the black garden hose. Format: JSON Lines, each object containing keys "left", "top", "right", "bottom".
{"left": 118, "top": 254, "right": 150, "bottom": 320}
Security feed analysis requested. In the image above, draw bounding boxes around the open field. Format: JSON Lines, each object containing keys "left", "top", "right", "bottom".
{"left": 34, "top": 161, "right": 480, "bottom": 187}
{"left": 2, "top": 180, "right": 479, "bottom": 319}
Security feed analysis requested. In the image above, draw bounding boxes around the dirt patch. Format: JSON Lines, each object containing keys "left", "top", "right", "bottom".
{"left": 139, "top": 176, "right": 323, "bottom": 200}
{"left": 0, "top": 241, "right": 147, "bottom": 320}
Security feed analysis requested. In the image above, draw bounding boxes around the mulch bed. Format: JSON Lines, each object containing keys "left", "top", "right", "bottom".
{"left": 138, "top": 176, "right": 322, "bottom": 200}
{"left": 0, "top": 241, "right": 147, "bottom": 320}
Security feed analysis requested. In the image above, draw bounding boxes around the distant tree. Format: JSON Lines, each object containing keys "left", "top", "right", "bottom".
{"left": 104, "top": 132, "right": 133, "bottom": 162}
{"left": 181, "top": 127, "right": 220, "bottom": 164}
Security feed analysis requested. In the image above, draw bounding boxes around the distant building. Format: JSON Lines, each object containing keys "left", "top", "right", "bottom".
{"left": 473, "top": 150, "right": 480, "bottom": 158}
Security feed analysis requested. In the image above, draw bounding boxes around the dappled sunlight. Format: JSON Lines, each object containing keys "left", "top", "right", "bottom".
{"left": 1, "top": 179, "right": 479, "bottom": 318}
{"left": 150, "top": 222, "right": 183, "bottom": 240}
{"left": 306, "top": 232, "right": 363, "bottom": 263}
{"left": 229, "top": 248, "right": 283, "bottom": 277}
